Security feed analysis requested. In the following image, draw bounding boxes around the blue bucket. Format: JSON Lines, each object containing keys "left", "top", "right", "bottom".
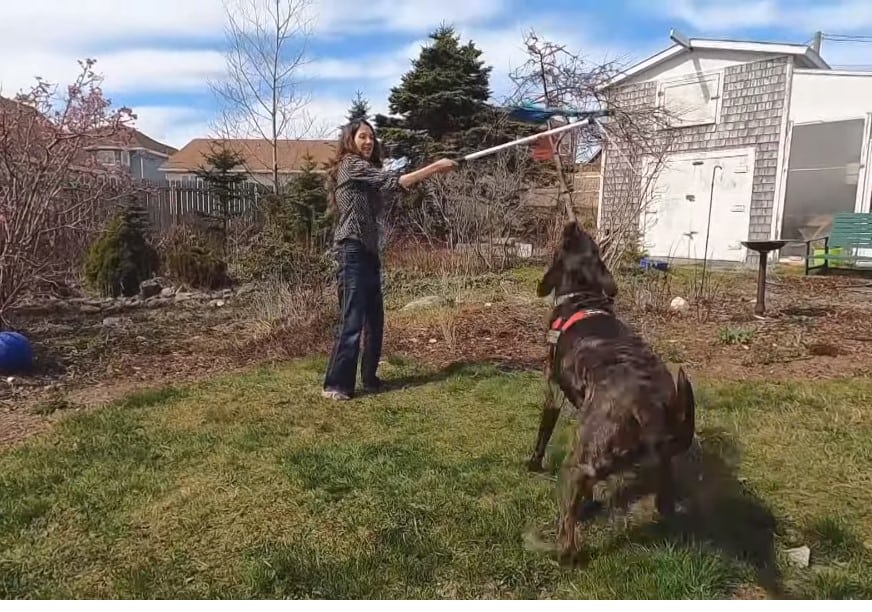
{"left": 0, "top": 331, "right": 34, "bottom": 374}
{"left": 639, "top": 257, "right": 669, "bottom": 272}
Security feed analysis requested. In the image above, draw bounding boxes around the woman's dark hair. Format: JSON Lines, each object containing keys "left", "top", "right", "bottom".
{"left": 325, "top": 118, "right": 383, "bottom": 219}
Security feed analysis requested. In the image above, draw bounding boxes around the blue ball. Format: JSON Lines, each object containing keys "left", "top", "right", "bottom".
{"left": 0, "top": 331, "right": 34, "bottom": 374}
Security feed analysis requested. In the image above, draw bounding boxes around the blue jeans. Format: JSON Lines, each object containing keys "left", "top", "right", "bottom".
{"left": 323, "top": 239, "right": 384, "bottom": 394}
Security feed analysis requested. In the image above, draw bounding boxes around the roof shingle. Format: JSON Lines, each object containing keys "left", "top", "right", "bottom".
{"left": 161, "top": 138, "right": 336, "bottom": 174}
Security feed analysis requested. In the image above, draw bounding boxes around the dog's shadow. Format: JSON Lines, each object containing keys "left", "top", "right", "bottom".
{"left": 550, "top": 427, "right": 783, "bottom": 595}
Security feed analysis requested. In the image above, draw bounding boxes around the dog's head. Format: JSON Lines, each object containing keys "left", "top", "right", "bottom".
{"left": 537, "top": 221, "right": 618, "bottom": 299}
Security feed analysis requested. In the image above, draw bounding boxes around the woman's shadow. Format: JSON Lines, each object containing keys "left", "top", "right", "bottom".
{"left": 587, "top": 427, "right": 784, "bottom": 596}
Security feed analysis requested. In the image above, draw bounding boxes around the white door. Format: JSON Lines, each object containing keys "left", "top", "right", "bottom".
{"left": 641, "top": 148, "right": 755, "bottom": 262}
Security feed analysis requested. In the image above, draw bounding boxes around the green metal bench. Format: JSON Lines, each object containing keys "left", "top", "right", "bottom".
{"left": 805, "top": 212, "right": 872, "bottom": 275}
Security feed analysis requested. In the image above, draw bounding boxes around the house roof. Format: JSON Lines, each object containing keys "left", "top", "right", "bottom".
{"left": 160, "top": 138, "right": 335, "bottom": 174}
{"left": 0, "top": 95, "right": 51, "bottom": 128}
{"left": 601, "top": 35, "right": 830, "bottom": 90}
{"left": 90, "top": 126, "right": 177, "bottom": 157}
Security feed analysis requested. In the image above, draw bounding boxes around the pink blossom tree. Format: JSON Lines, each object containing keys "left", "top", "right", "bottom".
{"left": 0, "top": 58, "right": 136, "bottom": 322}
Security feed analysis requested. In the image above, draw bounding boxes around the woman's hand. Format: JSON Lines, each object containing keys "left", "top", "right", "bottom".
{"left": 431, "top": 158, "right": 459, "bottom": 174}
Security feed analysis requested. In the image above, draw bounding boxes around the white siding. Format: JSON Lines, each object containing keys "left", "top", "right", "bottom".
{"left": 623, "top": 49, "right": 778, "bottom": 85}
{"left": 789, "top": 70, "right": 872, "bottom": 123}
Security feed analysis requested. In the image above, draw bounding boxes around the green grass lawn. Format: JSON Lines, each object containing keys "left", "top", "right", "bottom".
{"left": 2, "top": 360, "right": 871, "bottom": 599}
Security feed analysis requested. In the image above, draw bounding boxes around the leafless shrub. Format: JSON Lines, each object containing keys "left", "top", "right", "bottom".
{"left": 407, "top": 149, "right": 533, "bottom": 272}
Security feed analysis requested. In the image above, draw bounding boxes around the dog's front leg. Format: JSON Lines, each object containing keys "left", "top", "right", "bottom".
{"left": 527, "top": 361, "right": 561, "bottom": 472}
{"left": 655, "top": 455, "right": 676, "bottom": 518}
{"left": 556, "top": 456, "right": 595, "bottom": 563}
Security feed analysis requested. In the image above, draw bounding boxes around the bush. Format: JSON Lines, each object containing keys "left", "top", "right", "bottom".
{"left": 160, "top": 224, "right": 229, "bottom": 290}
{"left": 83, "top": 200, "right": 159, "bottom": 297}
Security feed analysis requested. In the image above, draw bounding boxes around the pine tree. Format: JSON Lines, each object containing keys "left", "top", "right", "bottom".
{"left": 346, "top": 90, "right": 370, "bottom": 122}
{"left": 194, "top": 141, "right": 248, "bottom": 255}
{"left": 280, "top": 152, "right": 329, "bottom": 249}
{"left": 375, "top": 25, "right": 492, "bottom": 161}
{"left": 83, "top": 196, "right": 159, "bottom": 298}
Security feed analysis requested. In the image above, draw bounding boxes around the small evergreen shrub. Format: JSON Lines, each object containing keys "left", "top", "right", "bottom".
{"left": 83, "top": 200, "right": 159, "bottom": 297}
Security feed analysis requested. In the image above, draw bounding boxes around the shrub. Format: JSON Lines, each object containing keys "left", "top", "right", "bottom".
{"left": 83, "top": 199, "right": 159, "bottom": 297}
{"left": 161, "top": 224, "right": 229, "bottom": 290}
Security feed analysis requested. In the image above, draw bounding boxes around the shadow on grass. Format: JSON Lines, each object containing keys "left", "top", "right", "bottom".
{"left": 578, "top": 427, "right": 784, "bottom": 597}
{"left": 370, "top": 359, "right": 540, "bottom": 395}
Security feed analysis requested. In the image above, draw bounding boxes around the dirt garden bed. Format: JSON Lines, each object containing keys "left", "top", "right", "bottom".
{"left": 2, "top": 266, "right": 871, "bottom": 449}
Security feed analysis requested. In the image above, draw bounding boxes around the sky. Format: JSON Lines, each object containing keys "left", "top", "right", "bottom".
{"left": 2, "top": 0, "right": 872, "bottom": 150}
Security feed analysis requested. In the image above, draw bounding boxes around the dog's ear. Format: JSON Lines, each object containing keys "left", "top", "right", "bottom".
{"left": 575, "top": 232, "right": 618, "bottom": 298}
{"left": 537, "top": 263, "right": 560, "bottom": 297}
{"left": 594, "top": 260, "right": 618, "bottom": 298}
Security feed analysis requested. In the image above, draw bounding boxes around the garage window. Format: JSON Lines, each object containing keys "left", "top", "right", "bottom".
{"left": 658, "top": 73, "right": 721, "bottom": 128}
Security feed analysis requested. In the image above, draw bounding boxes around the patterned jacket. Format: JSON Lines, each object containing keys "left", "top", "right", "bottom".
{"left": 331, "top": 154, "right": 403, "bottom": 255}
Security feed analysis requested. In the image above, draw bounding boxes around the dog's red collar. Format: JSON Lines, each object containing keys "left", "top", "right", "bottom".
{"left": 551, "top": 309, "right": 609, "bottom": 332}
{"left": 547, "top": 309, "right": 609, "bottom": 345}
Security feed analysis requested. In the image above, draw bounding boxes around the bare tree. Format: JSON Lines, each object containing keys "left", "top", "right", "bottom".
{"left": 0, "top": 59, "right": 135, "bottom": 322}
{"left": 507, "top": 31, "right": 677, "bottom": 269}
{"left": 211, "top": 0, "right": 315, "bottom": 192}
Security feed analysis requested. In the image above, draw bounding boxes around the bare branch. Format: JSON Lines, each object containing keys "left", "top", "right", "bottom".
{"left": 210, "top": 0, "right": 315, "bottom": 192}
{"left": 0, "top": 60, "right": 137, "bottom": 320}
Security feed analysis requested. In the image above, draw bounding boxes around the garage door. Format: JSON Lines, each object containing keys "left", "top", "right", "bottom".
{"left": 641, "top": 148, "right": 756, "bottom": 262}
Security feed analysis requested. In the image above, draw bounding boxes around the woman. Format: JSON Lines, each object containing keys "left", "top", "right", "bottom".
{"left": 322, "top": 118, "right": 457, "bottom": 400}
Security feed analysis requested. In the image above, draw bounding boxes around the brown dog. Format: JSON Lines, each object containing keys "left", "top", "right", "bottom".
{"left": 528, "top": 221, "right": 695, "bottom": 560}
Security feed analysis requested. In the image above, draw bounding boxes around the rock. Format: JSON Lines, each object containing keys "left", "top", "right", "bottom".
{"left": 160, "top": 287, "right": 175, "bottom": 298}
{"left": 401, "top": 295, "right": 449, "bottom": 312}
{"left": 209, "top": 299, "right": 226, "bottom": 308}
{"left": 145, "top": 297, "right": 171, "bottom": 309}
{"left": 139, "top": 278, "right": 162, "bottom": 300}
{"left": 236, "top": 283, "right": 256, "bottom": 296}
{"left": 174, "top": 292, "right": 193, "bottom": 303}
{"left": 80, "top": 305, "right": 101, "bottom": 314}
{"left": 102, "top": 316, "right": 124, "bottom": 327}
{"left": 428, "top": 338, "right": 438, "bottom": 344}
{"left": 785, "top": 545, "right": 811, "bottom": 568}
{"left": 669, "top": 296, "right": 690, "bottom": 314}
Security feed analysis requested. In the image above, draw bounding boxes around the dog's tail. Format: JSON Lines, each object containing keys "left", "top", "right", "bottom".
{"left": 668, "top": 367, "right": 696, "bottom": 454}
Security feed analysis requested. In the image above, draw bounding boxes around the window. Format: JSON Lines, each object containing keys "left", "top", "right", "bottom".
{"left": 658, "top": 72, "right": 721, "bottom": 128}
{"left": 96, "top": 150, "right": 116, "bottom": 165}
{"left": 120, "top": 150, "right": 130, "bottom": 166}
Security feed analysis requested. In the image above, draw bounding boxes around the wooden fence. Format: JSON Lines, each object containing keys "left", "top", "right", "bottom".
{"left": 135, "top": 179, "right": 267, "bottom": 232}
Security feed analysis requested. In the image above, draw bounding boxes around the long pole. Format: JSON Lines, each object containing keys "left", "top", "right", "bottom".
{"left": 700, "top": 164, "right": 723, "bottom": 295}
{"left": 460, "top": 117, "right": 594, "bottom": 162}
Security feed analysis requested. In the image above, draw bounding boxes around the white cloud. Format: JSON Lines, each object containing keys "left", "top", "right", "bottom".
{"left": 0, "top": 49, "right": 225, "bottom": 97}
{"left": 131, "top": 106, "right": 214, "bottom": 149}
{"left": 316, "top": 0, "right": 507, "bottom": 35}
{"left": 132, "top": 93, "right": 390, "bottom": 149}
{"left": 665, "top": 0, "right": 872, "bottom": 34}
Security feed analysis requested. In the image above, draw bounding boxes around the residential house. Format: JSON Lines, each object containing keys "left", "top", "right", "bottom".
{"left": 160, "top": 138, "right": 335, "bottom": 186}
{"left": 89, "top": 127, "right": 177, "bottom": 182}
{"left": 597, "top": 31, "right": 872, "bottom": 263}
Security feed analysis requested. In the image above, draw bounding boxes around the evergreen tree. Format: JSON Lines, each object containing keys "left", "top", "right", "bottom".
{"left": 375, "top": 25, "right": 492, "bottom": 161}
{"left": 346, "top": 90, "right": 371, "bottom": 122}
{"left": 278, "top": 152, "right": 329, "bottom": 249}
{"left": 195, "top": 141, "right": 248, "bottom": 255}
{"left": 83, "top": 196, "right": 159, "bottom": 298}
